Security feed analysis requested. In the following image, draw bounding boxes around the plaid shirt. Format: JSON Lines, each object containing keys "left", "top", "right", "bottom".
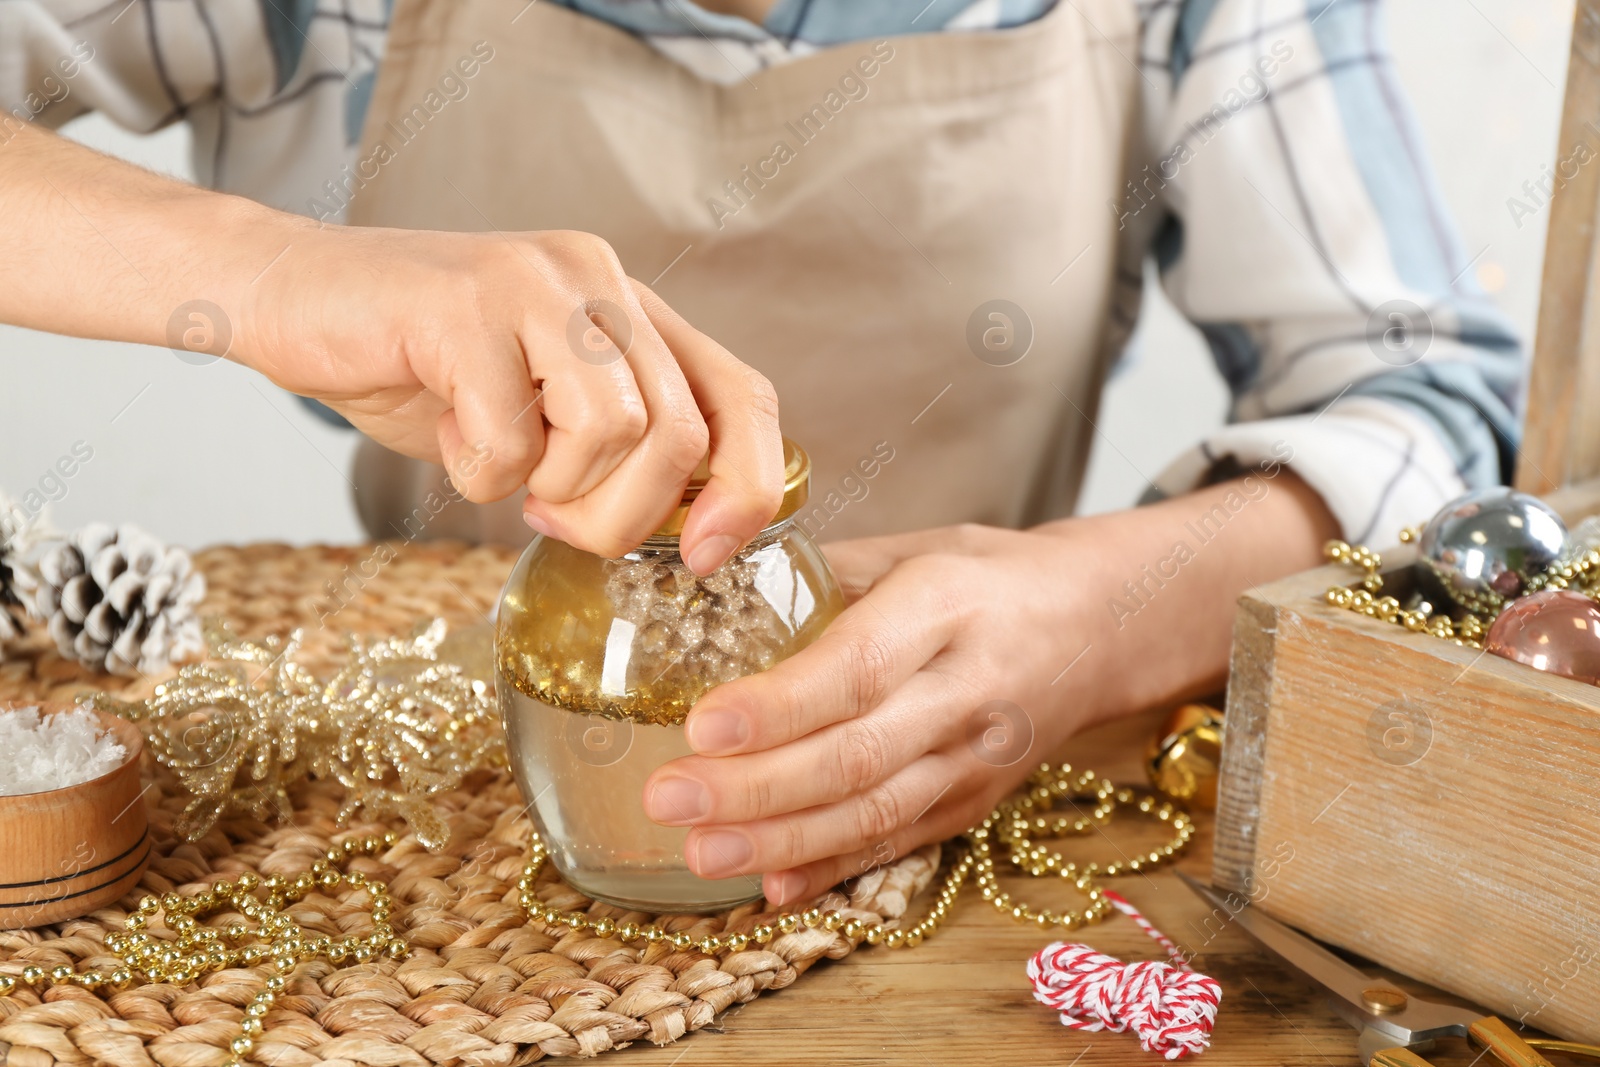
{"left": 0, "top": 0, "right": 1521, "bottom": 542}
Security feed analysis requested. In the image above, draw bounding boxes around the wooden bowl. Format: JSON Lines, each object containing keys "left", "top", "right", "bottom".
{"left": 0, "top": 702, "right": 150, "bottom": 929}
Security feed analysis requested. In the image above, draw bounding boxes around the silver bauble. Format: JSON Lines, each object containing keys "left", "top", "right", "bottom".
{"left": 1416, "top": 487, "right": 1567, "bottom": 614}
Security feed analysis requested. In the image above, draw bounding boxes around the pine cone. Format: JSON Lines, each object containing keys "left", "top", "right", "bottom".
{"left": 14, "top": 522, "right": 206, "bottom": 675}
{"left": 0, "top": 495, "right": 30, "bottom": 652}
{"left": 0, "top": 553, "right": 24, "bottom": 650}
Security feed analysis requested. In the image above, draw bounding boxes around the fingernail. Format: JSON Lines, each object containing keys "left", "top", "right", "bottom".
{"left": 523, "top": 511, "right": 556, "bottom": 539}
{"left": 685, "top": 534, "right": 740, "bottom": 576}
{"left": 686, "top": 708, "right": 749, "bottom": 754}
{"left": 692, "top": 830, "right": 753, "bottom": 876}
{"left": 765, "top": 870, "right": 809, "bottom": 907}
{"left": 647, "top": 777, "right": 710, "bottom": 824}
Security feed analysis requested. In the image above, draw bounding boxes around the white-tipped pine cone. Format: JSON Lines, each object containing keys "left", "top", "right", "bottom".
{"left": 0, "top": 554, "right": 24, "bottom": 650}
{"left": 14, "top": 522, "right": 205, "bottom": 675}
{"left": 0, "top": 493, "right": 28, "bottom": 650}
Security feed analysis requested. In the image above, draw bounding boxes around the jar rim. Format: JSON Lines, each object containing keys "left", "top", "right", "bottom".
{"left": 651, "top": 438, "right": 810, "bottom": 538}
{"left": 638, "top": 512, "right": 797, "bottom": 551}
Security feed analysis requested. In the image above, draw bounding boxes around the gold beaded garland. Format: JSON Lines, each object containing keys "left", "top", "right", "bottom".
{"left": 0, "top": 777, "right": 1189, "bottom": 1021}
{"left": 1, "top": 832, "right": 407, "bottom": 1063}
{"left": 515, "top": 763, "right": 1193, "bottom": 953}
{"left": 1325, "top": 534, "right": 1600, "bottom": 646}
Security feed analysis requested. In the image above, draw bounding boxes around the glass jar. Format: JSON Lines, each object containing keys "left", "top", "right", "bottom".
{"left": 495, "top": 441, "right": 843, "bottom": 912}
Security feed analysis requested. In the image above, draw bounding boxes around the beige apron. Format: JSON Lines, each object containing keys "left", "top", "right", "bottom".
{"left": 348, "top": 0, "right": 1138, "bottom": 545}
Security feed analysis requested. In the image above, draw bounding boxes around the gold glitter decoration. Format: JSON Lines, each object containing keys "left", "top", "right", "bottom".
{"left": 1323, "top": 533, "right": 1600, "bottom": 648}
{"left": 94, "top": 619, "right": 503, "bottom": 851}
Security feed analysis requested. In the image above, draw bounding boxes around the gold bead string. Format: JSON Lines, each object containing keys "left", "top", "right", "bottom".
{"left": 1323, "top": 534, "right": 1600, "bottom": 647}
{"left": 0, "top": 769, "right": 1191, "bottom": 1045}
{"left": 1323, "top": 537, "right": 1487, "bottom": 647}
{"left": 516, "top": 764, "right": 1195, "bottom": 952}
{"left": 1520, "top": 546, "right": 1600, "bottom": 597}
{"left": 0, "top": 832, "right": 409, "bottom": 1067}
{"left": 992, "top": 772, "right": 1194, "bottom": 881}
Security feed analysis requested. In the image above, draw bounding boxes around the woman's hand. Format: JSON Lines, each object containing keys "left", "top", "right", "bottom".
{"left": 242, "top": 224, "right": 783, "bottom": 570}
{"left": 642, "top": 472, "right": 1338, "bottom": 905}
{"left": 0, "top": 124, "right": 781, "bottom": 571}
{"left": 643, "top": 523, "right": 1102, "bottom": 905}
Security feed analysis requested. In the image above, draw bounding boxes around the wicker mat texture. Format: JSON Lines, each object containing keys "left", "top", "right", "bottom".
{"left": 0, "top": 542, "right": 942, "bottom": 1066}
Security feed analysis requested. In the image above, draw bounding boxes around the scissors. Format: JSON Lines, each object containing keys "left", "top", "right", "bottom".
{"left": 1175, "top": 871, "right": 1600, "bottom": 1065}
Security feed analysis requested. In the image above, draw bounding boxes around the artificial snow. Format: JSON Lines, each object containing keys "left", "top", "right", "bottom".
{"left": 0, "top": 705, "right": 127, "bottom": 796}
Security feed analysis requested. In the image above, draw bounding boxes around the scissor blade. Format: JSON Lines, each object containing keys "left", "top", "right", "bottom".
{"left": 1175, "top": 871, "right": 1393, "bottom": 1013}
{"left": 1174, "top": 871, "right": 1478, "bottom": 1046}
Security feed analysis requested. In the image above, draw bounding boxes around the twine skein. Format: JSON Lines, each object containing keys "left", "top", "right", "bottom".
{"left": 1027, "top": 889, "right": 1222, "bottom": 1060}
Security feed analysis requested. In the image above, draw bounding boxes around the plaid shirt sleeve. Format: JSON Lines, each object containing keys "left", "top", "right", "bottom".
{"left": 1128, "top": 0, "right": 1523, "bottom": 542}
{"left": 0, "top": 0, "right": 385, "bottom": 211}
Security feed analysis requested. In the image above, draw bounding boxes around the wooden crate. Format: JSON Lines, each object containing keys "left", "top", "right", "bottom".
{"left": 1213, "top": 1, "right": 1600, "bottom": 1046}
{"left": 1214, "top": 481, "right": 1600, "bottom": 1045}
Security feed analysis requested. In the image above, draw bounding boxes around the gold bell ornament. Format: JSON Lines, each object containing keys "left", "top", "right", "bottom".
{"left": 1145, "top": 702, "right": 1224, "bottom": 809}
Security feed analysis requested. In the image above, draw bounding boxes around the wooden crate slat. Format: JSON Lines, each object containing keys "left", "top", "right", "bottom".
{"left": 1519, "top": 0, "right": 1600, "bottom": 493}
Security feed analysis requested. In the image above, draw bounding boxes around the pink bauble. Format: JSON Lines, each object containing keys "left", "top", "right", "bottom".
{"left": 1485, "top": 589, "right": 1600, "bottom": 685}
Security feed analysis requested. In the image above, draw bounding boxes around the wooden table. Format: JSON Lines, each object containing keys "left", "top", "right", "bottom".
{"left": 0, "top": 543, "right": 1499, "bottom": 1067}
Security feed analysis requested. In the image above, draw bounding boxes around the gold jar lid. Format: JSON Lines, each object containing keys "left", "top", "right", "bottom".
{"left": 653, "top": 438, "right": 811, "bottom": 538}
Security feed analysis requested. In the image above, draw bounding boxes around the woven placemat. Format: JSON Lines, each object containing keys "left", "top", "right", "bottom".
{"left": 0, "top": 542, "right": 943, "bottom": 1065}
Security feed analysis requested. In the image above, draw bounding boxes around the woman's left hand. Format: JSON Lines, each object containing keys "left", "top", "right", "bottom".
{"left": 643, "top": 522, "right": 1107, "bottom": 905}
{"left": 641, "top": 470, "right": 1338, "bottom": 906}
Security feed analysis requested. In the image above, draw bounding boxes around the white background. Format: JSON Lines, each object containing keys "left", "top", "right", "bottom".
{"left": 0, "top": 0, "right": 1578, "bottom": 549}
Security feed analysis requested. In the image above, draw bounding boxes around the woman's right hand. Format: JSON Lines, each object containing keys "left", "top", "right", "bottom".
{"left": 0, "top": 124, "right": 781, "bottom": 570}
{"left": 239, "top": 223, "right": 784, "bottom": 572}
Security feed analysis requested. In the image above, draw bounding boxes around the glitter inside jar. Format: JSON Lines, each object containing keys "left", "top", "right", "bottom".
{"left": 495, "top": 441, "right": 844, "bottom": 911}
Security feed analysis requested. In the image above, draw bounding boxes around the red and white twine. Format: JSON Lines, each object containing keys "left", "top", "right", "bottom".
{"left": 1027, "top": 890, "right": 1222, "bottom": 1060}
